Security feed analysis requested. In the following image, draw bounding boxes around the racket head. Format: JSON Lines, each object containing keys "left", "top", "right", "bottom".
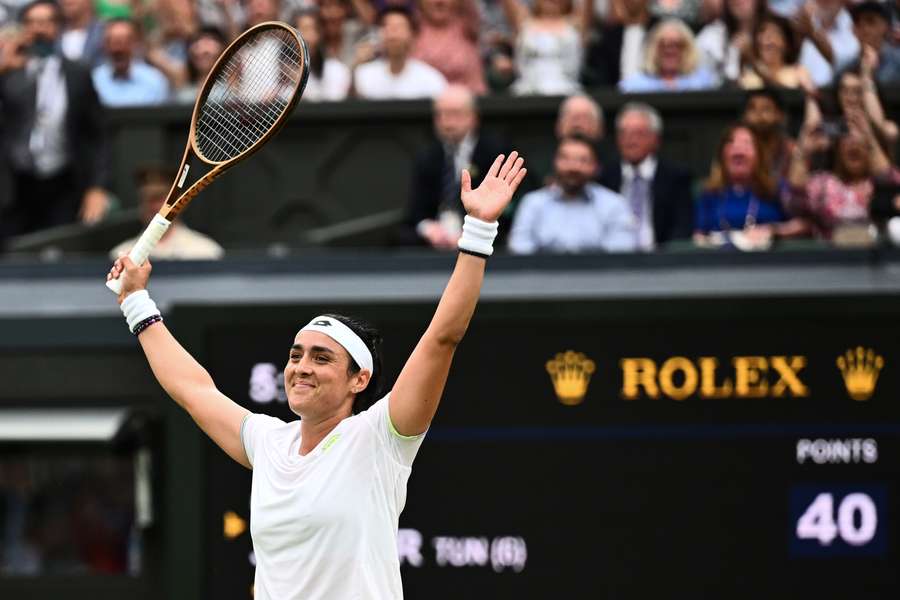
{"left": 189, "top": 21, "right": 309, "bottom": 166}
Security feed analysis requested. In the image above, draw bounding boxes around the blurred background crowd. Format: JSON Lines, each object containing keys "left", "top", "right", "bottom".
{"left": 1, "top": 0, "right": 900, "bottom": 255}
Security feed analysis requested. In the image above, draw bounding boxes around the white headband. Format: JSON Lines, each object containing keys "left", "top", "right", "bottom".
{"left": 299, "top": 316, "right": 374, "bottom": 375}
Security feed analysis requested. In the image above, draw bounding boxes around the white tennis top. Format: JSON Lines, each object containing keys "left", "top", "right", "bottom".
{"left": 241, "top": 395, "right": 425, "bottom": 600}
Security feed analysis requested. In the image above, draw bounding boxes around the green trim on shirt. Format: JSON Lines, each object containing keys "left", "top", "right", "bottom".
{"left": 386, "top": 409, "right": 423, "bottom": 440}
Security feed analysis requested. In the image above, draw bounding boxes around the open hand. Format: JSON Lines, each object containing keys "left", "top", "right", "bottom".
{"left": 460, "top": 152, "right": 526, "bottom": 222}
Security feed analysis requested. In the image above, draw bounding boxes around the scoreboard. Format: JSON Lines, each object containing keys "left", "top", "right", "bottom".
{"left": 194, "top": 298, "right": 900, "bottom": 599}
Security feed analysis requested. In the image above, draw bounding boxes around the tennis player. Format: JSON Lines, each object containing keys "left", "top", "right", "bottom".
{"left": 106, "top": 151, "right": 527, "bottom": 599}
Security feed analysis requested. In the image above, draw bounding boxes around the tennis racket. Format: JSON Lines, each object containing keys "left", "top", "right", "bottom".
{"left": 106, "top": 21, "right": 309, "bottom": 293}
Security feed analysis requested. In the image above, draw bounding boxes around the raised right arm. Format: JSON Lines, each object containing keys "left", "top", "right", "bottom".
{"left": 109, "top": 257, "right": 251, "bottom": 468}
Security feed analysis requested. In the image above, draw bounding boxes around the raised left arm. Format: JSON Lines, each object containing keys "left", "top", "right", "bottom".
{"left": 389, "top": 153, "right": 527, "bottom": 436}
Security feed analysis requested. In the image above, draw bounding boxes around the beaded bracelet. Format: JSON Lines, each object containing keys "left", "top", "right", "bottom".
{"left": 132, "top": 314, "right": 163, "bottom": 336}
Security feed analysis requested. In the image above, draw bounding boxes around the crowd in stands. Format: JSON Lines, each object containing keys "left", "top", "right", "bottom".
{"left": 1, "top": 0, "right": 900, "bottom": 256}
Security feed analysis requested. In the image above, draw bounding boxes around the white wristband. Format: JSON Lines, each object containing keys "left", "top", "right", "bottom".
{"left": 457, "top": 215, "right": 499, "bottom": 257}
{"left": 121, "top": 290, "right": 161, "bottom": 332}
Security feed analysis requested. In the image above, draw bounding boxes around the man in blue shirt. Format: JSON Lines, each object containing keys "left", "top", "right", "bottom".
{"left": 92, "top": 18, "right": 168, "bottom": 106}
{"left": 508, "top": 135, "right": 637, "bottom": 254}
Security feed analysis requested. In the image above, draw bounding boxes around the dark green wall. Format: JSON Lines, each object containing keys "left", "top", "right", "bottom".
{"left": 105, "top": 90, "right": 821, "bottom": 249}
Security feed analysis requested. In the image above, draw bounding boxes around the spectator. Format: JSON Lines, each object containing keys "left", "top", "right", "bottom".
{"left": 785, "top": 98, "right": 897, "bottom": 241}
{"left": 412, "top": 0, "right": 485, "bottom": 94}
{"left": 110, "top": 164, "right": 224, "bottom": 260}
{"left": 353, "top": 7, "right": 447, "bottom": 99}
{"left": 739, "top": 12, "right": 814, "bottom": 91}
{"left": 834, "top": 67, "right": 898, "bottom": 152}
{"left": 543, "top": 92, "right": 615, "bottom": 182}
{"left": 173, "top": 26, "right": 225, "bottom": 103}
{"left": 93, "top": 19, "right": 169, "bottom": 106}
{"left": 483, "top": 36, "right": 516, "bottom": 92}
{"left": 59, "top": 0, "right": 104, "bottom": 67}
{"left": 741, "top": 87, "right": 795, "bottom": 179}
{"left": 501, "top": 0, "right": 588, "bottom": 95}
{"left": 696, "top": 0, "right": 766, "bottom": 85}
{"left": 846, "top": 1, "right": 900, "bottom": 87}
{"left": 508, "top": 135, "right": 637, "bottom": 254}
{"left": 796, "top": 0, "right": 860, "bottom": 88}
{"left": 619, "top": 18, "right": 718, "bottom": 92}
{"left": 320, "top": 0, "right": 373, "bottom": 69}
{"left": 600, "top": 102, "right": 694, "bottom": 250}
{"left": 245, "top": 0, "right": 281, "bottom": 28}
{"left": 695, "top": 124, "right": 803, "bottom": 249}
{"left": 0, "top": 0, "right": 109, "bottom": 243}
{"left": 399, "top": 85, "right": 507, "bottom": 248}
{"left": 294, "top": 7, "right": 351, "bottom": 101}
{"left": 581, "top": 0, "right": 659, "bottom": 87}
{"left": 144, "top": 0, "right": 198, "bottom": 91}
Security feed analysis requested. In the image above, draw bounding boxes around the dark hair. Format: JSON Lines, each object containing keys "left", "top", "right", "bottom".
{"left": 293, "top": 7, "right": 325, "bottom": 78}
{"left": 850, "top": 0, "right": 890, "bottom": 24}
{"left": 19, "top": 0, "right": 61, "bottom": 23}
{"left": 557, "top": 133, "right": 599, "bottom": 160}
{"left": 723, "top": 0, "right": 767, "bottom": 37}
{"left": 187, "top": 26, "right": 227, "bottom": 83}
{"left": 322, "top": 313, "right": 384, "bottom": 414}
{"left": 742, "top": 86, "right": 785, "bottom": 114}
{"left": 752, "top": 12, "right": 800, "bottom": 65}
{"left": 377, "top": 5, "right": 417, "bottom": 31}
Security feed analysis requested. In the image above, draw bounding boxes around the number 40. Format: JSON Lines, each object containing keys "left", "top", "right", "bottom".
{"left": 796, "top": 493, "right": 878, "bottom": 546}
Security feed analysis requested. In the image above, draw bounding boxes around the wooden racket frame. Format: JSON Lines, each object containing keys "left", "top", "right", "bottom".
{"left": 160, "top": 21, "right": 310, "bottom": 222}
{"left": 106, "top": 21, "right": 308, "bottom": 293}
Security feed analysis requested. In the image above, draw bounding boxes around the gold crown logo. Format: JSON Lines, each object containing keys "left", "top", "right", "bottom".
{"left": 223, "top": 510, "right": 247, "bottom": 540}
{"left": 546, "top": 351, "right": 596, "bottom": 405}
{"left": 836, "top": 347, "right": 884, "bottom": 401}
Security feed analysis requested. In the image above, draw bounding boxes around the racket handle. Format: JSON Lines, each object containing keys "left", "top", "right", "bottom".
{"left": 106, "top": 214, "right": 172, "bottom": 294}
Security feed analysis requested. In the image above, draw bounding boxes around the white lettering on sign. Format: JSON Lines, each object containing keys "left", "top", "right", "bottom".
{"left": 249, "top": 363, "right": 286, "bottom": 404}
{"left": 796, "top": 439, "right": 878, "bottom": 465}
{"left": 395, "top": 529, "right": 527, "bottom": 572}
{"left": 398, "top": 528, "right": 423, "bottom": 567}
{"left": 433, "top": 536, "right": 490, "bottom": 567}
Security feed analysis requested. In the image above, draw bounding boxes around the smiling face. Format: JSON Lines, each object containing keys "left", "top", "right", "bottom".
{"left": 837, "top": 133, "right": 870, "bottom": 180}
{"left": 554, "top": 139, "right": 598, "bottom": 195}
{"left": 743, "top": 94, "right": 783, "bottom": 134}
{"left": 756, "top": 20, "right": 787, "bottom": 65}
{"left": 188, "top": 33, "right": 224, "bottom": 79}
{"left": 722, "top": 127, "right": 757, "bottom": 185}
{"left": 381, "top": 12, "right": 413, "bottom": 61}
{"left": 21, "top": 2, "right": 61, "bottom": 46}
{"left": 854, "top": 12, "right": 889, "bottom": 48}
{"left": 655, "top": 26, "right": 687, "bottom": 77}
{"left": 616, "top": 110, "right": 658, "bottom": 165}
{"left": 838, "top": 72, "right": 864, "bottom": 113}
{"left": 285, "top": 330, "right": 358, "bottom": 419}
{"left": 295, "top": 14, "right": 320, "bottom": 51}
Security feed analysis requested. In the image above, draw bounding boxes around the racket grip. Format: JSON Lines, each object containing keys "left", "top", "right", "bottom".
{"left": 106, "top": 214, "right": 172, "bottom": 294}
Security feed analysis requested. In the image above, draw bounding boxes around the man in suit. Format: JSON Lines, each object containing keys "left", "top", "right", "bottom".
{"left": 599, "top": 102, "right": 693, "bottom": 250}
{"left": 582, "top": 0, "right": 658, "bottom": 87}
{"left": 0, "top": 0, "right": 109, "bottom": 244}
{"left": 399, "top": 84, "right": 505, "bottom": 248}
{"left": 60, "top": 0, "right": 105, "bottom": 67}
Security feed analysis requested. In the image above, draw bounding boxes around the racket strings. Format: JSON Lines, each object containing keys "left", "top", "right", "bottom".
{"left": 195, "top": 28, "right": 304, "bottom": 163}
